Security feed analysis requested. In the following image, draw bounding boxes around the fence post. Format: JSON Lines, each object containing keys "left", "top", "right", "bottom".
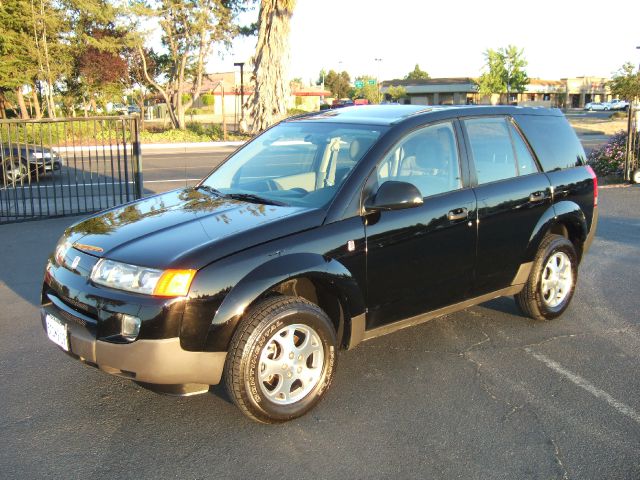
{"left": 625, "top": 105, "right": 633, "bottom": 182}
{"left": 132, "top": 116, "right": 143, "bottom": 199}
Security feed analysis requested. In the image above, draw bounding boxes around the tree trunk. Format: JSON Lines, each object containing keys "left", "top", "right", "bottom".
{"left": 0, "top": 91, "right": 6, "bottom": 119}
{"left": 246, "top": 0, "right": 296, "bottom": 134}
{"left": 16, "top": 88, "right": 30, "bottom": 119}
{"left": 31, "top": 87, "right": 42, "bottom": 119}
{"left": 39, "top": 0, "right": 56, "bottom": 118}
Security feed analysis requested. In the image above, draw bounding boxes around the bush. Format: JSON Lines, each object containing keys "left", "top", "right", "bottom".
{"left": 587, "top": 130, "right": 627, "bottom": 177}
{"left": 186, "top": 122, "right": 223, "bottom": 139}
{"left": 201, "top": 94, "right": 215, "bottom": 107}
{"left": 286, "top": 108, "right": 308, "bottom": 117}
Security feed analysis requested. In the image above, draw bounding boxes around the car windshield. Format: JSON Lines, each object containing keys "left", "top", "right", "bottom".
{"left": 200, "top": 122, "right": 386, "bottom": 208}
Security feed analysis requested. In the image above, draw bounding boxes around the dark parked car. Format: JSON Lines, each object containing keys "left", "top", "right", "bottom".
{"left": 1, "top": 143, "right": 63, "bottom": 185}
{"left": 41, "top": 105, "right": 598, "bottom": 423}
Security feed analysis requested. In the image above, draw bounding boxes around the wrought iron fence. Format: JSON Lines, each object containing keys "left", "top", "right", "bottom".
{"left": 0, "top": 116, "right": 142, "bottom": 224}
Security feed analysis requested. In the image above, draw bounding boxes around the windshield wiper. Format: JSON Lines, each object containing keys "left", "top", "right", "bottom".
{"left": 225, "top": 192, "right": 286, "bottom": 206}
{"left": 196, "top": 185, "right": 224, "bottom": 197}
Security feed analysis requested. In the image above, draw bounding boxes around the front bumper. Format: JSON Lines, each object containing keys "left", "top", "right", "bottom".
{"left": 41, "top": 305, "right": 226, "bottom": 387}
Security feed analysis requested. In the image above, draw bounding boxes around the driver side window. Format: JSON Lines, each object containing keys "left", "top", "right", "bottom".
{"left": 376, "top": 122, "right": 462, "bottom": 198}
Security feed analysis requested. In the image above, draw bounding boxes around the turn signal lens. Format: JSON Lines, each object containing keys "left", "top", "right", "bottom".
{"left": 153, "top": 269, "right": 196, "bottom": 297}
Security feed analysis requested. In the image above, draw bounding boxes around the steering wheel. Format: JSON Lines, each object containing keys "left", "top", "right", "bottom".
{"left": 265, "top": 179, "right": 282, "bottom": 191}
{"left": 289, "top": 187, "right": 308, "bottom": 196}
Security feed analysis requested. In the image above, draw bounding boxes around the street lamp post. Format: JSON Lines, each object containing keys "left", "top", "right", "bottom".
{"left": 234, "top": 62, "right": 245, "bottom": 123}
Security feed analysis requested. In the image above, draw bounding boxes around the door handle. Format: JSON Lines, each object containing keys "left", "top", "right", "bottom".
{"left": 529, "top": 191, "right": 546, "bottom": 202}
{"left": 447, "top": 207, "right": 469, "bottom": 221}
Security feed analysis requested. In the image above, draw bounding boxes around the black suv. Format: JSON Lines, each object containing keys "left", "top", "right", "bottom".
{"left": 41, "top": 105, "right": 598, "bottom": 423}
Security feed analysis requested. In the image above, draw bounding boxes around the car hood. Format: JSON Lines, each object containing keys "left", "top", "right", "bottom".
{"left": 64, "top": 188, "right": 324, "bottom": 269}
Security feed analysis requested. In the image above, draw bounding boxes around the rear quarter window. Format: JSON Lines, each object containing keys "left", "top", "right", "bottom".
{"left": 513, "top": 114, "right": 586, "bottom": 172}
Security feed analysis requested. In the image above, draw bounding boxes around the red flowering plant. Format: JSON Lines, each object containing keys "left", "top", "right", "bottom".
{"left": 587, "top": 131, "right": 628, "bottom": 177}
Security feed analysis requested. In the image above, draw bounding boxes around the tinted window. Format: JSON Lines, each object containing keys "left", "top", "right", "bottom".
{"left": 508, "top": 122, "right": 539, "bottom": 176}
{"left": 513, "top": 114, "right": 586, "bottom": 171}
{"left": 376, "top": 122, "right": 461, "bottom": 197}
{"left": 464, "top": 117, "right": 517, "bottom": 184}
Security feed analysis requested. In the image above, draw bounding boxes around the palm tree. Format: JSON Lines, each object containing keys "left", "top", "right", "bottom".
{"left": 245, "top": 0, "right": 296, "bottom": 134}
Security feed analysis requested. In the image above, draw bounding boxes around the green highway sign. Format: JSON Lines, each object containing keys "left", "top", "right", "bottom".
{"left": 354, "top": 80, "right": 364, "bottom": 88}
{"left": 368, "top": 79, "right": 376, "bottom": 85}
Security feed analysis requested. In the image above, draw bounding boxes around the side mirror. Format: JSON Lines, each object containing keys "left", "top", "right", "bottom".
{"left": 365, "top": 181, "right": 424, "bottom": 211}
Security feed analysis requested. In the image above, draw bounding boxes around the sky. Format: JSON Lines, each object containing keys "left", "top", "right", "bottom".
{"left": 207, "top": 0, "right": 640, "bottom": 83}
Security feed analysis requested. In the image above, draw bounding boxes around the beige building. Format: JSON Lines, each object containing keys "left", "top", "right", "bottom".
{"left": 381, "top": 77, "right": 611, "bottom": 109}
{"left": 563, "top": 77, "right": 611, "bottom": 108}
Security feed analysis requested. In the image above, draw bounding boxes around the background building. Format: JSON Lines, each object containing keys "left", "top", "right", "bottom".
{"left": 380, "top": 77, "right": 611, "bottom": 108}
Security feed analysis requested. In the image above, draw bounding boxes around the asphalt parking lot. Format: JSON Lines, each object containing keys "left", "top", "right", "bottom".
{"left": 0, "top": 184, "right": 639, "bottom": 479}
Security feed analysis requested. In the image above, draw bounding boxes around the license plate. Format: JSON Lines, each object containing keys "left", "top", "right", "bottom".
{"left": 45, "top": 314, "right": 69, "bottom": 352}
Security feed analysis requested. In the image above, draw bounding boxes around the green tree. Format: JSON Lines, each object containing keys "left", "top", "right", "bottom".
{"left": 60, "top": 0, "right": 129, "bottom": 116}
{"left": 386, "top": 85, "right": 407, "bottom": 102}
{"left": 135, "top": 0, "right": 243, "bottom": 130}
{"left": 404, "top": 64, "right": 429, "bottom": 81}
{"left": 476, "top": 45, "right": 529, "bottom": 104}
{"left": 324, "top": 70, "right": 351, "bottom": 99}
{"left": 0, "top": 0, "right": 67, "bottom": 119}
{"left": 609, "top": 62, "right": 640, "bottom": 101}
{"left": 353, "top": 76, "right": 380, "bottom": 104}
{"left": 246, "top": 0, "right": 297, "bottom": 134}
{"left": 0, "top": 0, "right": 37, "bottom": 118}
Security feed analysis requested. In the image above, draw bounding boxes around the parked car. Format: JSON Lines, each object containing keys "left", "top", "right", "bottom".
{"left": 41, "top": 105, "right": 597, "bottom": 423}
{"left": 1, "top": 143, "right": 63, "bottom": 185}
{"left": 608, "top": 99, "right": 629, "bottom": 111}
{"left": 110, "top": 103, "right": 128, "bottom": 114}
{"left": 584, "top": 102, "right": 610, "bottom": 111}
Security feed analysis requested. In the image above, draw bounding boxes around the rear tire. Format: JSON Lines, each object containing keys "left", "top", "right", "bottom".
{"left": 224, "top": 296, "right": 337, "bottom": 424}
{"left": 515, "top": 234, "right": 578, "bottom": 321}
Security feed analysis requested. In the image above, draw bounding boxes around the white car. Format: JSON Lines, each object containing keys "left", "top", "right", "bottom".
{"left": 609, "top": 99, "right": 629, "bottom": 111}
{"left": 584, "top": 102, "right": 611, "bottom": 111}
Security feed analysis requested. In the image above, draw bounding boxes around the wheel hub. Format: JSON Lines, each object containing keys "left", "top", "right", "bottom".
{"left": 258, "top": 323, "right": 324, "bottom": 405}
{"left": 540, "top": 251, "right": 573, "bottom": 308}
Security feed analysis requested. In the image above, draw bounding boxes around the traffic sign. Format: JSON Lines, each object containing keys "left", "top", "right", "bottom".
{"left": 354, "top": 80, "right": 364, "bottom": 88}
{"left": 368, "top": 79, "right": 376, "bottom": 85}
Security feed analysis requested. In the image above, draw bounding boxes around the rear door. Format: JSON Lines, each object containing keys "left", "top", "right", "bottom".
{"left": 462, "top": 116, "right": 552, "bottom": 295}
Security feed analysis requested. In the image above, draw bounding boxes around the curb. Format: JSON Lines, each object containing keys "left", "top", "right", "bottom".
{"left": 52, "top": 141, "right": 246, "bottom": 154}
{"left": 599, "top": 183, "right": 635, "bottom": 189}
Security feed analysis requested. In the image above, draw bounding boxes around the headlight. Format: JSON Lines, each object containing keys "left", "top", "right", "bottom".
{"left": 90, "top": 258, "right": 196, "bottom": 297}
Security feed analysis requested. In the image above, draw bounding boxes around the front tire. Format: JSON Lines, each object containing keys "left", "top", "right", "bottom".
{"left": 224, "top": 296, "right": 337, "bottom": 423}
{"left": 1, "top": 157, "right": 28, "bottom": 186}
{"left": 515, "top": 234, "right": 578, "bottom": 321}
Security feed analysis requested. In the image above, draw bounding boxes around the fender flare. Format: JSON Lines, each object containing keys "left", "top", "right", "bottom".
{"left": 524, "top": 200, "right": 587, "bottom": 261}
{"left": 207, "top": 252, "right": 366, "bottom": 348}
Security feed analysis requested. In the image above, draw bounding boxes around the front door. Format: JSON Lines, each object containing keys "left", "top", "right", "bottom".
{"left": 364, "top": 121, "right": 477, "bottom": 329}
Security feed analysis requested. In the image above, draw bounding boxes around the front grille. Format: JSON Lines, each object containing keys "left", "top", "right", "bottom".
{"left": 55, "top": 306, "right": 89, "bottom": 327}
{"left": 58, "top": 292, "right": 92, "bottom": 315}
{"left": 45, "top": 291, "right": 97, "bottom": 329}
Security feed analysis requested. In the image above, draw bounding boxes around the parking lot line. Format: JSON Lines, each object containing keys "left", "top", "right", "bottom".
{"left": 525, "top": 348, "right": 640, "bottom": 424}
